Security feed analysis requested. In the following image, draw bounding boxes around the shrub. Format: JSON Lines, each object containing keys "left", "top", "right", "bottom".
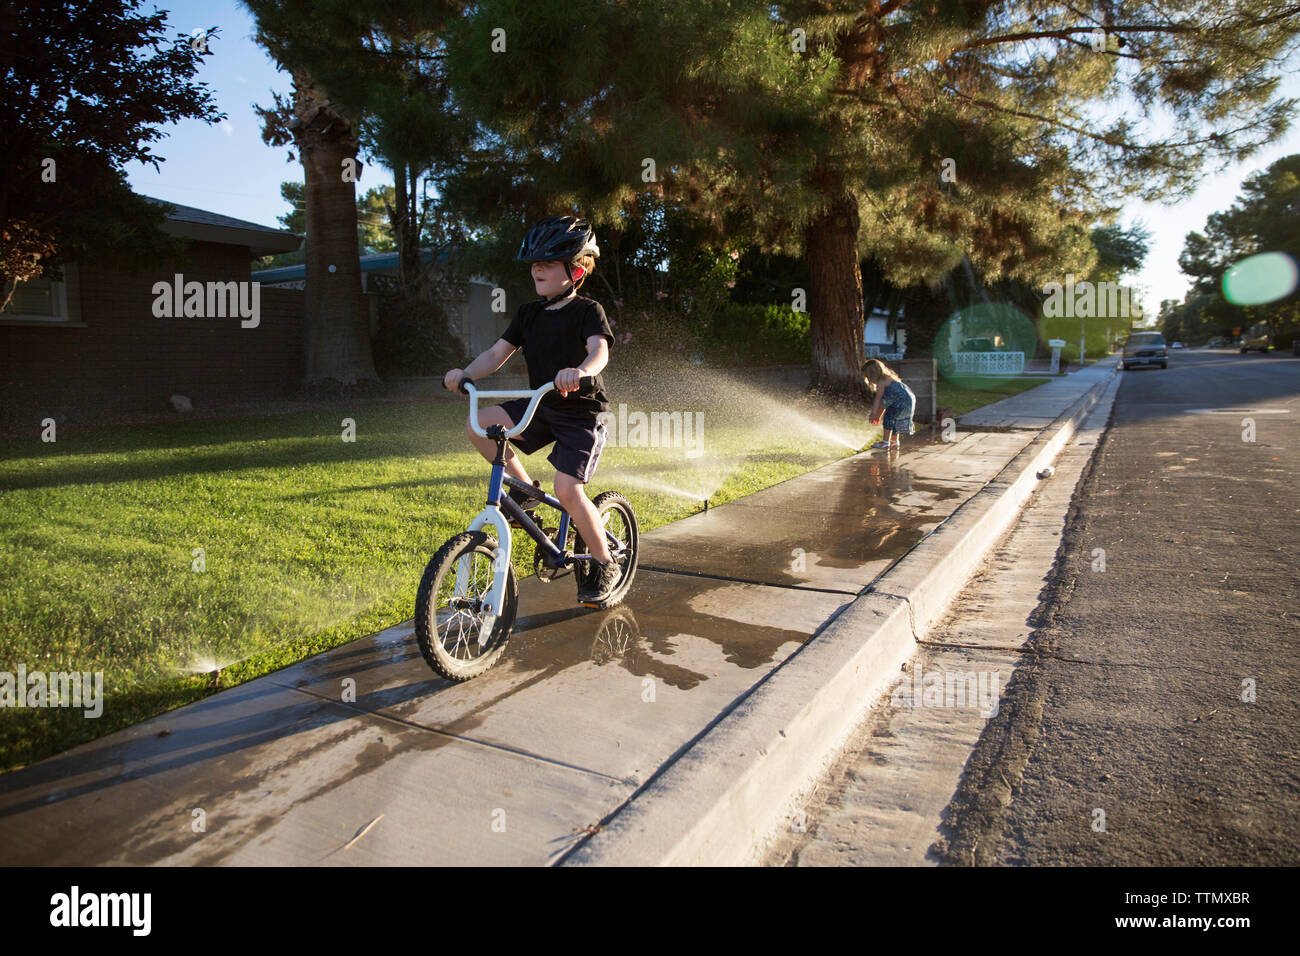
{"left": 702, "top": 302, "right": 810, "bottom": 365}
{"left": 371, "top": 292, "right": 467, "bottom": 378}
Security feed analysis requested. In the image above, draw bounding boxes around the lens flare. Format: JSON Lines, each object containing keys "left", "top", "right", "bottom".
{"left": 933, "top": 303, "right": 1037, "bottom": 388}
{"left": 1222, "top": 252, "right": 1299, "bottom": 306}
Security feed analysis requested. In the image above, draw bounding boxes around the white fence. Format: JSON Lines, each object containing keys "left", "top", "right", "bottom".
{"left": 953, "top": 351, "right": 1025, "bottom": 375}
{"left": 864, "top": 344, "right": 903, "bottom": 361}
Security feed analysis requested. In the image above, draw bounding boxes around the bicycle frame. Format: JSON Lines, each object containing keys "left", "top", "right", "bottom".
{"left": 458, "top": 377, "right": 621, "bottom": 629}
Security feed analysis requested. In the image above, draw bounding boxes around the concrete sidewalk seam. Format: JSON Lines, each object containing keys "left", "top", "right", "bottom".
{"left": 270, "top": 678, "right": 636, "bottom": 785}
{"left": 636, "top": 564, "right": 861, "bottom": 596}
{"left": 560, "top": 363, "right": 1117, "bottom": 866}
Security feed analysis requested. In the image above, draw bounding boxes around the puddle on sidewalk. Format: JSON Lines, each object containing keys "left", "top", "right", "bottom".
{"left": 640, "top": 461, "right": 970, "bottom": 590}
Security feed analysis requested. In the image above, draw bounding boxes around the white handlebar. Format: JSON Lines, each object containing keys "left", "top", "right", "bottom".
{"left": 462, "top": 380, "right": 557, "bottom": 439}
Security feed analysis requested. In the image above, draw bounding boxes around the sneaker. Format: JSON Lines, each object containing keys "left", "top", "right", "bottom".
{"left": 506, "top": 479, "right": 542, "bottom": 527}
{"left": 577, "top": 560, "right": 622, "bottom": 603}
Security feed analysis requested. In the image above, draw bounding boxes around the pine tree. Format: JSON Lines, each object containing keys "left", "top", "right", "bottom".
{"left": 1178, "top": 154, "right": 1300, "bottom": 345}
{"left": 356, "top": 186, "right": 397, "bottom": 254}
{"left": 246, "top": 0, "right": 469, "bottom": 385}
{"left": 246, "top": 1, "right": 1299, "bottom": 396}
{"left": 253, "top": 182, "right": 395, "bottom": 268}
{"left": 245, "top": 1, "right": 472, "bottom": 289}
{"left": 441, "top": 1, "right": 1299, "bottom": 398}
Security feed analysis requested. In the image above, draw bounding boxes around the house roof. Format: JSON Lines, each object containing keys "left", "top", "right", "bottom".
{"left": 252, "top": 249, "right": 451, "bottom": 283}
{"left": 143, "top": 196, "right": 303, "bottom": 258}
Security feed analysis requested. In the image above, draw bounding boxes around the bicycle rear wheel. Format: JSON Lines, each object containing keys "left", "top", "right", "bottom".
{"left": 574, "top": 491, "right": 639, "bottom": 609}
{"left": 414, "top": 531, "right": 517, "bottom": 680}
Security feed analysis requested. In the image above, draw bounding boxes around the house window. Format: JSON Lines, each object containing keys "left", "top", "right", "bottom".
{"left": 1, "top": 265, "right": 80, "bottom": 325}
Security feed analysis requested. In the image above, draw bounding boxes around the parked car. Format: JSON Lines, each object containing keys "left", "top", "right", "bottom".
{"left": 961, "top": 337, "right": 997, "bottom": 352}
{"left": 1240, "top": 322, "right": 1271, "bottom": 353}
{"left": 1171, "top": 341, "right": 1185, "bottom": 349}
{"left": 1119, "top": 331, "right": 1168, "bottom": 370}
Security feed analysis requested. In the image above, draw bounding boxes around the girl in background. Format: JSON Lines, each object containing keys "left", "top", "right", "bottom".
{"left": 863, "top": 359, "right": 915, "bottom": 450}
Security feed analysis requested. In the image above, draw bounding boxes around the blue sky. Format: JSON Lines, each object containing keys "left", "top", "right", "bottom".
{"left": 124, "top": 1, "right": 1300, "bottom": 312}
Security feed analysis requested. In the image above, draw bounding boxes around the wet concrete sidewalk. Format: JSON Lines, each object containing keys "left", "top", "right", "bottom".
{"left": 958, "top": 357, "right": 1117, "bottom": 428}
{"left": 0, "top": 366, "right": 1112, "bottom": 866}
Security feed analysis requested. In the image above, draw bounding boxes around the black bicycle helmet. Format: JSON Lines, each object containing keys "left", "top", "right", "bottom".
{"left": 517, "top": 216, "right": 600, "bottom": 302}
{"left": 516, "top": 215, "right": 600, "bottom": 264}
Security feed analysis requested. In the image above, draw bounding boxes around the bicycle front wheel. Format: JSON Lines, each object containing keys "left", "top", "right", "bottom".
{"left": 414, "top": 531, "right": 517, "bottom": 681}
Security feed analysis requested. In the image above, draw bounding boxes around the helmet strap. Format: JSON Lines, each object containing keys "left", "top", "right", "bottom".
{"left": 542, "top": 263, "right": 580, "bottom": 306}
{"left": 542, "top": 285, "right": 577, "bottom": 306}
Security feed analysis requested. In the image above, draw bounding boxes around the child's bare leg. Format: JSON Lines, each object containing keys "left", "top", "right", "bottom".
{"left": 554, "top": 472, "right": 615, "bottom": 564}
{"left": 465, "top": 408, "right": 532, "bottom": 486}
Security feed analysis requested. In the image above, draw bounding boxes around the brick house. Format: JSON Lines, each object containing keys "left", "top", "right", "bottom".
{"left": 253, "top": 250, "right": 510, "bottom": 357}
{"left": 0, "top": 197, "right": 303, "bottom": 429}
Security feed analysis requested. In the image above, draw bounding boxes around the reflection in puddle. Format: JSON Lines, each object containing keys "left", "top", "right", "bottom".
{"left": 640, "top": 459, "right": 969, "bottom": 587}
{"left": 500, "top": 570, "right": 827, "bottom": 690}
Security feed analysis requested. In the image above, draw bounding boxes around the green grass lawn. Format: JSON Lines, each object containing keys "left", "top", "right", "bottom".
{"left": 937, "top": 376, "right": 1049, "bottom": 417}
{"left": 0, "top": 388, "right": 882, "bottom": 770}
{"left": 0, "top": 373, "right": 1044, "bottom": 770}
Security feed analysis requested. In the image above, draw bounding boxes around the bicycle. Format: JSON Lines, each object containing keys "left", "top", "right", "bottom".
{"left": 414, "top": 375, "right": 640, "bottom": 681}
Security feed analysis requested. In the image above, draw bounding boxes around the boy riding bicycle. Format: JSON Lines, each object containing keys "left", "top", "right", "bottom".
{"left": 443, "top": 216, "right": 621, "bottom": 603}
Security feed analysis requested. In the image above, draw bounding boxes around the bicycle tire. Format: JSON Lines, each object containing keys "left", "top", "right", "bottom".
{"left": 414, "top": 531, "right": 518, "bottom": 680}
{"left": 574, "top": 491, "right": 640, "bottom": 610}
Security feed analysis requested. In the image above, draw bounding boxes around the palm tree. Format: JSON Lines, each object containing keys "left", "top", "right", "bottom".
{"left": 249, "top": 0, "right": 379, "bottom": 388}
{"left": 286, "top": 70, "right": 378, "bottom": 386}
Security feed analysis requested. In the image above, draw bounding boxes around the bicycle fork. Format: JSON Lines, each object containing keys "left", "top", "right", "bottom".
{"left": 461, "top": 429, "right": 515, "bottom": 645}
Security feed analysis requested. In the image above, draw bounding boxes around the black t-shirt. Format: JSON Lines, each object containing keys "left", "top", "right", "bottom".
{"left": 500, "top": 295, "right": 615, "bottom": 413}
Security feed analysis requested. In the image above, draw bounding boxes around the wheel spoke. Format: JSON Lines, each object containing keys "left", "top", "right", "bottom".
{"left": 437, "top": 547, "right": 501, "bottom": 661}
{"left": 441, "top": 548, "right": 488, "bottom": 660}
{"left": 600, "top": 507, "right": 631, "bottom": 568}
{"left": 422, "top": 505, "right": 618, "bottom": 678}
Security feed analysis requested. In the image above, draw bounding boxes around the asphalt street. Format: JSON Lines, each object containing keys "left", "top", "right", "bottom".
{"left": 935, "top": 349, "right": 1299, "bottom": 864}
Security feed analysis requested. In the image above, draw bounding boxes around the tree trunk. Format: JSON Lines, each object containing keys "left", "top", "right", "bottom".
{"left": 900, "top": 280, "right": 953, "bottom": 359}
{"left": 804, "top": 190, "right": 868, "bottom": 403}
{"left": 393, "top": 165, "right": 409, "bottom": 283}
{"left": 293, "top": 71, "right": 377, "bottom": 387}
{"left": 394, "top": 162, "right": 424, "bottom": 288}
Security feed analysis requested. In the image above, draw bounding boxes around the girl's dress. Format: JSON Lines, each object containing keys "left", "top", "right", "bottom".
{"left": 881, "top": 380, "right": 916, "bottom": 436}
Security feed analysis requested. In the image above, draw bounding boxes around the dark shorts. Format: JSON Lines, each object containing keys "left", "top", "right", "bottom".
{"left": 497, "top": 398, "right": 608, "bottom": 482}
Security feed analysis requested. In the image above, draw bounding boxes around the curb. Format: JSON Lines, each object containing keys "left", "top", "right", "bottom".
{"left": 560, "top": 367, "right": 1117, "bottom": 866}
